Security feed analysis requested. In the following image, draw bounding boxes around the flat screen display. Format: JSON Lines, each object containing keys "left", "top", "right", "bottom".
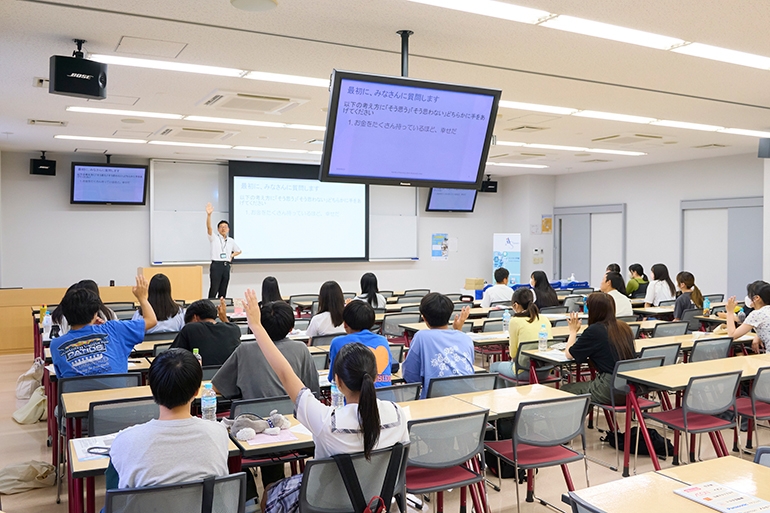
{"left": 71, "top": 163, "right": 148, "bottom": 205}
{"left": 229, "top": 160, "right": 368, "bottom": 263}
{"left": 426, "top": 188, "right": 478, "bottom": 212}
{"left": 320, "top": 70, "right": 500, "bottom": 189}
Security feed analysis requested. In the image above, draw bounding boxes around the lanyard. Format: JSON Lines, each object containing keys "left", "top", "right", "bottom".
{"left": 220, "top": 235, "right": 228, "bottom": 254}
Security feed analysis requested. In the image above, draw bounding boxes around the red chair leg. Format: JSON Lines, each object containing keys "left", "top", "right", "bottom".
{"left": 689, "top": 434, "right": 696, "bottom": 462}
{"left": 716, "top": 431, "right": 729, "bottom": 456}
{"left": 468, "top": 484, "right": 483, "bottom": 513}
{"left": 561, "top": 464, "right": 575, "bottom": 491}
{"left": 526, "top": 469, "right": 535, "bottom": 502}
{"left": 708, "top": 432, "right": 722, "bottom": 457}
{"left": 747, "top": 419, "right": 755, "bottom": 449}
{"left": 460, "top": 487, "right": 467, "bottom": 513}
{"left": 602, "top": 409, "right": 616, "bottom": 433}
{"left": 436, "top": 491, "right": 443, "bottom": 513}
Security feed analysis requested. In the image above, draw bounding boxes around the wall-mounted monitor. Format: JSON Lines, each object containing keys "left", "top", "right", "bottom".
{"left": 70, "top": 163, "right": 148, "bottom": 205}
{"left": 426, "top": 187, "right": 478, "bottom": 212}
{"left": 320, "top": 70, "right": 501, "bottom": 189}
{"left": 229, "top": 160, "right": 368, "bottom": 263}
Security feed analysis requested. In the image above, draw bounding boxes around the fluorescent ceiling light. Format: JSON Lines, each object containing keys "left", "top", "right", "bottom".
{"left": 495, "top": 140, "right": 527, "bottom": 147}
{"left": 147, "top": 141, "right": 233, "bottom": 149}
{"left": 286, "top": 123, "right": 326, "bottom": 131}
{"left": 573, "top": 110, "right": 656, "bottom": 124}
{"left": 650, "top": 120, "right": 724, "bottom": 131}
{"left": 66, "top": 106, "right": 184, "bottom": 120}
{"left": 232, "top": 146, "right": 310, "bottom": 153}
{"left": 54, "top": 135, "right": 146, "bottom": 144}
{"left": 719, "top": 128, "right": 770, "bottom": 138}
{"left": 539, "top": 15, "right": 685, "bottom": 50}
{"left": 497, "top": 139, "right": 646, "bottom": 156}
{"left": 243, "top": 71, "right": 329, "bottom": 88}
{"left": 409, "top": 0, "right": 550, "bottom": 24}
{"left": 672, "top": 43, "right": 770, "bottom": 70}
{"left": 90, "top": 54, "right": 246, "bottom": 78}
{"left": 486, "top": 162, "right": 549, "bottom": 169}
{"left": 184, "top": 116, "right": 326, "bottom": 132}
{"left": 498, "top": 100, "right": 577, "bottom": 115}
{"left": 526, "top": 143, "right": 585, "bottom": 152}
{"left": 586, "top": 148, "right": 646, "bottom": 156}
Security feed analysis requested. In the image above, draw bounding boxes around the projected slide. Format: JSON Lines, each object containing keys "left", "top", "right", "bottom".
{"left": 427, "top": 188, "right": 477, "bottom": 212}
{"left": 232, "top": 175, "right": 367, "bottom": 260}
{"left": 72, "top": 164, "right": 147, "bottom": 204}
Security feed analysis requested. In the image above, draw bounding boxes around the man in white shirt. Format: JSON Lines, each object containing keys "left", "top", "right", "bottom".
{"left": 206, "top": 202, "right": 241, "bottom": 299}
{"left": 480, "top": 267, "right": 514, "bottom": 308}
{"left": 600, "top": 272, "right": 634, "bottom": 318}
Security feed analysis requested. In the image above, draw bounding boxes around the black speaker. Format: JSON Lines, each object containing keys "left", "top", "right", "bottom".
{"left": 480, "top": 180, "right": 497, "bottom": 193}
{"left": 49, "top": 55, "right": 107, "bottom": 100}
{"left": 759, "top": 139, "right": 770, "bottom": 158}
{"left": 30, "top": 158, "right": 56, "bottom": 176}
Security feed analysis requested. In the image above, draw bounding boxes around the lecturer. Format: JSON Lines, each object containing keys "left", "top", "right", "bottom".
{"left": 206, "top": 202, "right": 241, "bottom": 299}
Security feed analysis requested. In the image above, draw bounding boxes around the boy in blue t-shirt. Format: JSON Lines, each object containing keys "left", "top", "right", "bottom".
{"left": 402, "top": 293, "right": 474, "bottom": 398}
{"left": 328, "top": 300, "right": 393, "bottom": 388}
{"left": 50, "top": 275, "right": 158, "bottom": 378}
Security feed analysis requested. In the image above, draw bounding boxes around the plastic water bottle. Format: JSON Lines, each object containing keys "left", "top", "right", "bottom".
{"left": 201, "top": 383, "right": 217, "bottom": 421}
{"left": 738, "top": 308, "right": 746, "bottom": 323}
{"left": 502, "top": 308, "right": 511, "bottom": 334}
{"left": 330, "top": 382, "right": 344, "bottom": 409}
{"left": 583, "top": 299, "right": 588, "bottom": 314}
{"left": 42, "top": 312, "right": 53, "bottom": 339}
{"left": 568, "top": 273, "right": 576, "bottom": 283}
{"left": 192, "top": 348, "right": 202, "bottom": 366}
{"left": 538, "top": 324, "right": 548, "bottom": 352}
{"left": 703, "top": 297, "right": 711, "bottom": 317}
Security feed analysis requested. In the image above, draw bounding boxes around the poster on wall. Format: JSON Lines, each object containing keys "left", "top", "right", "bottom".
{"left": 541, "top": 215, "right": 553, "bottom": 234}
{"left": 492, "top": 233, "right": 521, "bottom": 285}
{"left": 431, "top": 233, "right": 449, "bottom": 261}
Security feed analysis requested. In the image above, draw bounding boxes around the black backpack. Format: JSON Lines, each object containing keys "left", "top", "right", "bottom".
{"left": 602, "top": 427, "right": 674, "bottom": 459}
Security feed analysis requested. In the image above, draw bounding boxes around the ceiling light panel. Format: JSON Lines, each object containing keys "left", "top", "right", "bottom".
{"left": 498, "top": 100, "right": 578, "bottom": 115}
{"left": 650, "top": 120, "right": 724, "bottom": 131}
{"left": 184, "top": 116, "right": 325, "bottom": 131}
{"left": 54, "top": 135, "right": 147, "bottom": 144}
{"left": 672, "top": 43, "right": 770, "bottom": 70}
{"left": 67, "top": 106, "right": 184, "bottom": 119}
{"left": 243, "top": 71, "right": 329, "bottom": 88}
{"left": 486, "top": 162, "right": 549, "bottom": 169}
{"left": 232, "top": 146, "right": 310, "bottom": 153}
{"left": 573, "top": 110, "right": 656, "bottom": 124}
{"left": 408, "top": 0, "right": 550, "bottom": 24}
{"left": 90, "top": 54, "right": 246, "bottom": 77}
{"left": 148, "top": 141, "right": 233, "bottom": 148}
{"left": 719, "top": 128, "right": 770, "bottom": 138}
{"left": 538, "top": 15, "right": 685, "bottom": 50}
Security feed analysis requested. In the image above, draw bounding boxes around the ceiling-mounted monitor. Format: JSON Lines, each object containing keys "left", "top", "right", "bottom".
{"left": 426, "top": 188, "right": 478, "bottom": 212}
{"left": 70, "top": 163, "right": 148, "bottom": 205}
{"left": 319, "top": 70, "right": 501, "bottom": 189}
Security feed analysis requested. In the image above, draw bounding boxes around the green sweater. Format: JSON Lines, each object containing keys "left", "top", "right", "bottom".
{"left": 626, "top": 277, "right": 648, "bottom": 296}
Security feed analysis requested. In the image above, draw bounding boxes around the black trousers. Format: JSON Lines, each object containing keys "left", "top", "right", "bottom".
{"left": 208, "top": 261, "right": 231, "bottom": 298}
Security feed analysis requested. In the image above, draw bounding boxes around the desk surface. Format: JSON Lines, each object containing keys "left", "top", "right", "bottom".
{"left": 657, "top": 456, "right": 770, "bottom": 501}
{"left": 451, "top": 384, "right": 574, "bottom": 419}
{"left": 233, "top": 414, "right": 315, "bottom": 458}
{"left": 633, "top": 306, "right": 674, "bottom": 315}
{"left": 61, "top": 382, "right": 211, "bottom": 418}
{"left": 398, "top": 395, "right": 487, "bottom": 421}
{"left": 634, "top": 333, "right": 753, "bottom": 353}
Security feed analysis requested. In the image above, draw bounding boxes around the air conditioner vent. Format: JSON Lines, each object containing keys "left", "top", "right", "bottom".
{"left": 199, "top": 90, "right": 309, "bottom": 114}
{"left": 28, "top": 119, "right": 67, "bottom": 127}
{"left": 155, "top": 126, "right": 239, "bottom": 141}
{"left": 583, "top": 159, "right": 611, "bottom": 163}
{"left": 693, "top": 143, "right": 728, "bottom": 149}
{"left": 504, "top": 125, "right": 550, "bottom": 133}
{"left": 488, "top": 153, "right": 509, "bottom": 159}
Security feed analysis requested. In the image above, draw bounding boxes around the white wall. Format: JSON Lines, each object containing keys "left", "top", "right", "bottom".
{"left": 0, "top": 151, "right": 503, "bottom": 296}
{"left": 555, "top": 153, "right": 763, "bottom": 280}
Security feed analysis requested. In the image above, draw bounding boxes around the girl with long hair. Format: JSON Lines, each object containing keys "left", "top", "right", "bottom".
{"left": 51, "top": 280, "right": 116, "bottom": 334}
{"left": 530, "top": 270, "right": 559, "bottom": 309}
{"left": 355, "top": 272, "right": 387, "bottom": 309}
{"left": 133, "top": 274, "right": 184, "bottom": 333}
{"left": 673, "top": 271, "right": 704, "bottom": 321}
{"left": 626, "top": 264, "right": 649, "bottom": 298}
{"left": 306, "top": 280, "right": 346, "bottom": 341}
{"left": 261, "top": 276, "right": 283, "bottom": 304}
{"left": 644, "top": 263, "right": 676, "bottom": 307}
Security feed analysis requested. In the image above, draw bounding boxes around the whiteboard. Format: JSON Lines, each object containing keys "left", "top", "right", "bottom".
{"left": 150, "top": 160, "right": 418, "bottom": 263}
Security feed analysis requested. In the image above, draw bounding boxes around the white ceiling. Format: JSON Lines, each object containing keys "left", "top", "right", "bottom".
{"left": 1, "top": 0, "right": 770, "bottom": 176}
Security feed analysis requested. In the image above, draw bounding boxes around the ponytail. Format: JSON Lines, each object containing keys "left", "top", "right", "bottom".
{"left": 358, "top": 373, "right": 380, "bottom": 459}
{"left": 676, "top": 271, "right": 703, "bottom": 308}
{"left": 690, "top": 285, "right": 704, "bottom": 309}
{"left": 512, "top": 288, "right": 539, "bottom": 323}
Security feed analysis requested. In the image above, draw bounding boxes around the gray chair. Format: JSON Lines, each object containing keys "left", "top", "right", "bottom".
{"left": 568, "top": 491, "right": 607, "bottom": 513}
{"left": 236, "top": 323, "right": 249, "bottom": 336}
{"left": 630, "top": 282, "right": 649, "bottom": 299}
{"left": 617, "top": 316, "right": 638, "bottom": 323}
{"left": 312, "top": 352, "right": 329, "bottom": 371}
{"left": 444, "top": 294, "right": 462, "bottom": 302}
{"left": 754, "top": 446, "right": 770, "bottom": 467}
{"left": 553, "top": 319, "right": 569, "bottom": 327}
{"left": 309, "top": 333, "right": 342, "bottom": 347}
{"left": 704, "top": 294, "right": 725, "bottom": 303}
{"left": 399, "top": 305, "right": 421, "bottom": 313}
{"left": 144, "top": 331, "right": 179, "bottom": 342}
{"left": 459, "top": 321, "right": 474, "bottom": 333}
{"left": 651, "top": 321, "right": 688, "bottom": 338}
{"left": 639, "top": 342, "right": 681, "bottom": 366}
{"left": 680, "top": 308, "right": 702, "bottom": 332}
{"left": 115, "top": 309, "right": 137, "bottom": 320}
{"left": 736, "top": 367, "right": 770, "bottom": 454}
{"left": 690, "top": 337, "right": 732, "bottom": 362}
{"left": 541, "top": 306, "right": 568, "bottom": 314}
{"left": 88, "top": 396, "right": 159, "bottom": 436}
{"left": 397, "top": 295, "right": 423, "bottom": 304}
{"left": 289, "top": 294, "right": 318, "bottom": 309}
{"left": 310, "top": 301, "right": 319, "bottom": 316}
{"left": 376, "top": 383, "right": 421, "bottom": 403}
{"left": 153, "top": 342, "right": 173, "bottom": 356}
{"left": 490, "top": 300, "right": 512, "bottom": 309}
{"left": 104, "top": 302, "right": 136, "bottom": 312}
{"left": 229, "top": 395, "right": 295, "bottom": 419}
{"left": 381, "top": 313, "right": 421, "bottom": 340}
{"left": 659, "top": 299, "right": 677, "bottom": 307}
{"left": 175, "top": 299, "right": 186, "bottom": 307}
{"left": 487, "top": 309, "right": 507, "bottom": 319}
{"left": 426, "top": 373, "right": 497, "bottom": 398}
{"left": 452, "top": 302, "right": 468, "bottom": 312}
{"left": 404, "top": 289, "right": 430, "bottom": 297}
{"left": 389, "top": 343, "right": 405, "bottom": 363}
{"left": 564, "top": 295, "right": 583, "bottom": 313}
{"left": 482, "top": 319, "right": 503, "bottom": 332}
{"left": 629, "top": 324, "right": 640, "bottom": 339}
{"left": 512, "top": 341, "right": 556, "bottom": 384}
{"left": 572, "top": 288, "right": 594, "bottom": 295}
{"left": 294, "top": 318, "right": 311, "bottom": 331}
{"left": 379, "top": 290, "right": 394, "bottom": 298}
{"left": 105, "top": 473, "right": 246, "bottom": 513}
{"left": 343, "top": 292, "right": 356, "bottom": 300}
{"left": 201, "top": 365, "right": 221, "bottom": 381}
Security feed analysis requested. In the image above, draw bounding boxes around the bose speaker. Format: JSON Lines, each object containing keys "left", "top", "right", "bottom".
{"left": 480, "top": 180, "right": 497, "bottom": 193}
{"left": 30, "top": 158, "right": 56, "bottom": 176}
{"left": 759, "top": 139, "right": 770, "bottom": 158}
{"left": 49, "top": 55, "right": 107, "bottom": 100}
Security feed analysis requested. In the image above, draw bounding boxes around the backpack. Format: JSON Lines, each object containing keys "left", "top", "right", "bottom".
{"left": 602, "top": 427, "right": 674, "bottom": 459}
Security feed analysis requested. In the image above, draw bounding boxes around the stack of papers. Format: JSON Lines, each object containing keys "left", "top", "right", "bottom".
{"left": 72, "top": 434, "right": 116, "bottom": 461}
{"left": 675, "top": 481, "right": 770, "bottom": 513}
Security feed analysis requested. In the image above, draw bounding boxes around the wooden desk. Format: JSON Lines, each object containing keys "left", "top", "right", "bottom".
{"left": 62, "top": 382, "right": 212, "bottom": 418}
{"left": 633, "top": 306, "right": 674, "bottom": 316}
{"left": 398, "top": 395, "right": 487, "bottom": 421}
{"left": 451, "top": 384, "right": 574, "bottom": 419}
{"left": 232, "top": 414, "right": 315, "bottom": 458}
{"left": 657, "top": 456, "right": 770, "bottom": 500}
{"left": 634, "top": 333, "right": 753, "bottom": 354}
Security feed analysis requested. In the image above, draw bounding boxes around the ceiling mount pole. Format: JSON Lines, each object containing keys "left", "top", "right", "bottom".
{"left": 397, "top": 30, "right": 413, "bottom": 77}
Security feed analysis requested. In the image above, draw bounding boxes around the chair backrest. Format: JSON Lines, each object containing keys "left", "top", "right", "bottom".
{"left": 564, "top": 295, "right": 583, "bottom": 313}
{"left": 236, "top": 323, "right": 249, "bottom": 336}
{"left": 229, "top": 395, "right": 294, "bottom": 419}
{"left": 459, "top": 321, "right": 473, "bottom": 333}
{"left": 381, "top": 313, "right": 421, "bottom": 338}
{"left": 201, "top": 365, "right": 221, "bottom": 381}
{"left": 540, "top": 306, "right": 568, "bottom": 314}
{"left": 115, "top": 310, "right": 136, "bottom": 320}
{"left": 703, "top": 294, "right": 725, "bottom": 303}
{"left": 659, "top": 299, "right": 677, "bottom": 307}
{"left": 514, "top": 341, "right": 540, "bottom": 374}
{"left": 444, "top": 294, "right": 462, "bottom": 302}
{"left": 88, "top": 396, "right": 159, "bottom": 436}
{"left": 639, "top": 343, "right": 681, "bottom": 366}
{"left": 452, "top": 302, "right": 467, "bottom": 312}
{"left": 630, "top": 282, "right": 649, "bottom": 299}
{"left": 310, "top": 333, "right": 342, "bottom": 347}
{"left": 388, "top": 343, "right": 405, "bottom": 363}
{"left": 426, "top": 373, "right": 497, "bottom": 398}
{"left": 311, "top": 301, "right": 320, "bottom": 316}
{"left": 294, "top": 318, "right": 310, "bottom": 331}
{"left": 750, "top": 366, "right": 770, "bottom": 408}
{"left": 616, "top": 316, "right": 638, "bottom": 323}
{"left": 397, "top": 295, "right": 423, "bottom": 304}
{"left": 312, "top": 352, "right": 329, "bottom": 371}
{"left": 651, "top": 321, "right": 689, "bottom": 338}
{"left": 289, "top": 294, "right": 318, "bottom": 308}
{"left": 553, "top": 319, "right": 569, "bottom": 327}
{"left": 490, "top": 300, "right": 512, "bottom": 309}
{"left": 628, "top": 324, "right": 640, "bottom": 339}
{"left": 153, "top": 342, "right": 173, "bottom": 356}
{"left": 343, "top": 292, "right": 356, "bottom": 300}
{"left": 568, "top": 492, "right": 608, "bottom": 513}
{"left": 482, "top": 319, "right": 503, "bottom": 333}
{"left": 683, "top": 371, "right": 742, "bottom": 421}
{"left": 711, "top": 305, "right": 727, "bottom": 314}
{"left": 379, "top": 290, "right": 394, "bottom": 298}
{"left": 58, "top": 373, "right": 142, "bottom": 423}
{"left": 404, "top": 289, "right": 430, "bottom": 297}
{"left": 754, "top": 446, "right": 770, "bottom": 467}
{"left": 610, "top": 357, "right": 664, "bottom": 400}
{"left": 399, "top": 305, "right": 421, "bottom": 313}
{"left": 690, "top": 337, "right": 732, "bottom": 363}
{"left": 104, "top": 302, "right": 136, "bottom": 312}
{"left": 513, "top": 395, "right": 591, "bottom": 452}
{"left": 407, "top": 410, "right": 489, "bottom": 468}
{"left": 572, "top": 288, "right": 594, "bottom": 295}
{"left": 105, "top": 472, "right": 246, "bottom": 513}
{"left": 175, "top": 299, "right": 186, "bottom": 307}
{"left": 680, "top": 308, "right": 702, "bottom": 332}
{"left": 144, "top": 332, "right": 179, "bottom": 342}
{"left": 299, "top": 443, "right": 409, "bottom": 513}
{"left": 487, "top": 309, "right": 507, "bottom": 319}
{"left": 376, "top": 383, "right": 421, "bottom": 403}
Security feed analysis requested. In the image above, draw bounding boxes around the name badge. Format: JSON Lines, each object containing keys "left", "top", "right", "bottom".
{"left": 220, "top": 253, "right": 227, "bottom": 259}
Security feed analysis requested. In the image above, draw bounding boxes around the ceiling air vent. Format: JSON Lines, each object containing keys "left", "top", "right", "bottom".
{"left": 199, "top": 90, "right": 309, "bottom": 114}
{"left": 592, "top": 133, "right": 673, "bottom": 146}
{"left": 28, "top": 119, "right": 67, "bottom": 127}
{"left": 155, "top": 126, "right": 239, "bottom": 141}
{"left": 583, "top": 159, "right": 611, "bottom": 163}
{"left": 504, "top": 125, "right": 550, "bottom": 133}
{"left": 693, "top": 144, "right": 728, "bottom": 149}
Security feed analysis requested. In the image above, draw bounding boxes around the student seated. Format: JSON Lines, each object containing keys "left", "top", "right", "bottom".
{"left": 260, "top": 276, "right": 283, "bottom": 306}
{"left": 480, "top": 267, "right": 514, "bottom": 308}
{"left": 132, "top": 274, "right": 184, "bottom": 334}
{"left": 489, "top": 289, "right": 552, "bottom": 382}
{"left": 531, "top": 270, "right": 560, "bottom": 309}
{"left": 50, "top": 276, "right": 157, "bottom": 378}
{"left": 170, "top": 298, "right": 241, "bottom": 366}
{"left": 328, "top": 301, "right": 393, "bottom": 388}
{"left": 727, "top": 284, "right": 770, "bottom": 354}
{"left": 402, "top": 292, "right": 474, "bottom": 399}
{"left": 644, "top": 263, "right": 676, "bottom": 307}
{"left": 236, "top": 289, "right": 409, "bottom": 513}
{"left": 673, "top": 271, "right": 704, "bottom": 320}
{"left": 109, "top": 348, "right": 229, "bottom": 488}
{"left": 600, "top": 272, "right": 634, "bottom": 318}
{"left": 51, "top": 280, "right": 117, "bottom": 335}
{"left": 606, "top": 263, "right": 621, "bottom": 274}
{"left": 562, "top": 293, "right": 635, "bottom": 404}
{"left": 354, "top": 272, "right": 387, "bottom": 309}
{"left": 306, "top": 281, "right": 346, "bottom": 342}
{"left": 625, "top": 264, "right": 649, "bottom": 298}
